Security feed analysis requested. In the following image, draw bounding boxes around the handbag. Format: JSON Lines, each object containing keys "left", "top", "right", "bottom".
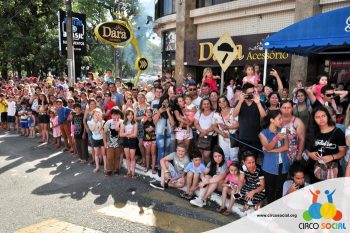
{"left": 219, "top": 111, "right": 239, "bottom": 148}
{"left": 230, "top": 131, "right": 239, "bottom": 148}
{"left": 313, "top": 128, "right": 338, "bottom": 180}
{"left": 197, "top": 135, "right": 212, "bottom": 150}
{"left": 314, "top": 161, "right": 338, "bottom": 180}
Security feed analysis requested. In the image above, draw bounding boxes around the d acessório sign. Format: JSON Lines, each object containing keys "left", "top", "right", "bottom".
{"left": 94, "top": 20, "right": 132, "bottom": 47}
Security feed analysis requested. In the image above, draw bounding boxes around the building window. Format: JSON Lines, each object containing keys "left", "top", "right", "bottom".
{"left": 197, "top": 0, "right": 234, "bottom": 8}
{"left": 155, "top": 0, "right": 176, "bottom": 20}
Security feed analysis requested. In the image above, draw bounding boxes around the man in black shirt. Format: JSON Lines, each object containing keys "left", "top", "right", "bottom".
{"left": 306, "top": 85, "right": 348, "bottom": 122}
{"left": 234, "top": 83, "right": 266, "bottom": 159}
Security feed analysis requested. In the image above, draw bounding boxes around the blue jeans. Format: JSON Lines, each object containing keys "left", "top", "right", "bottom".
{"left": 156, "top": 134, "right": 171, "bottom": 167}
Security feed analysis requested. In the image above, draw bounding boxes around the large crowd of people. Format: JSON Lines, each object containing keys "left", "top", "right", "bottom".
{"left": 0, "top": 65, "right": 350, "bottom": 216}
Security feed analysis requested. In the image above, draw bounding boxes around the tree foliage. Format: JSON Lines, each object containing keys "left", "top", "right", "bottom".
{"left": 0, "top": 0, "right": 66, "bottom": 78}
{"left": 0, "top": 0, "right": 161, "bottom": 79}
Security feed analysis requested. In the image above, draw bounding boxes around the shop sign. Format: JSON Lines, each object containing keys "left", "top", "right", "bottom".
{"left": 94, "top": 21, "right": 132, "bottom": 47}
{"left": 58, "top": 10, "right": 86, "bottom": 55}
{"left": 184, "top": 33, "right": 291, "bottom": 66}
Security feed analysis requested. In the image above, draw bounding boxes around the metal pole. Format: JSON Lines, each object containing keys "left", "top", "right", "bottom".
{"left": 220, "top": 68, "right": 224, "bottom": 95}
{"left": 66, "top": 0, "right": 75, "bottom": 86}
{"left": 263, "top": 48, "right": 268, "bottom": 86}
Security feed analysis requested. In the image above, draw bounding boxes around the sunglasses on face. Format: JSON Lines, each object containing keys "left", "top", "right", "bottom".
{"left": 188, "top": 88, "right": 196, "bottom": 91}
{"left": 325, "top": 93, "right": 335, "bottom": 97}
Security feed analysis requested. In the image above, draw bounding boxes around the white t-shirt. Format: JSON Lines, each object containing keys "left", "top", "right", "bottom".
{"left": 226, "top": 86, "right": 234, "bottom": 102}
{"left": 87, "top": 120, "right": 104, "bottom": 140}
{"left": 194, "top": 111, "right": 214, "bottom": 130}
{"left": 192, "top": 96, "right": 202, "bottom": 110}
{"left": 7, "top": 101, "right": 17, "bottom": 116}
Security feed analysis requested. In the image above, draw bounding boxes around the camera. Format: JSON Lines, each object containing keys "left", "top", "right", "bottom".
{"left": 245, "top": 93, "right": 254, "bottom": 99}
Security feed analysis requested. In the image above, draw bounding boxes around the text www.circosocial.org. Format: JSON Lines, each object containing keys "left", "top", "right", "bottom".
{"left": 256, "top": 213, "right": 298, "bottom": 218}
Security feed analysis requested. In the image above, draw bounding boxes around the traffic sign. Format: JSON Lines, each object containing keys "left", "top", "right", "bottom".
{"left": 213, "top": 32, "right": 237, "bottom": 72}
{"left": 136, "top": 57, "right": 148, "bottom": 71}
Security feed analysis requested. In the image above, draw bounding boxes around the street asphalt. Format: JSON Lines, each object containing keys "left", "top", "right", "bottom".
{"left": 0, "top": 131, "right": 239, "bottom": 233}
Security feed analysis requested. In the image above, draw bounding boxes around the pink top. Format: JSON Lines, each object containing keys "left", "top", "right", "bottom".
{"left": 50, "top": 116, "right": 61, "bottom": 138}
{"left": 226, "top": 173, "right": 239, "bottom": 186}
{"left": 242, "top": 75, "right": 260, "bottom": 86}
{"left": 315, "top": 84, "right": 324, "bottom": 101}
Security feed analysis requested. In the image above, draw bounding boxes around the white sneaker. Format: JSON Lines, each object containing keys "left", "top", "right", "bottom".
{"left": 190, "top": 197, "right": 205, "bottom": 207}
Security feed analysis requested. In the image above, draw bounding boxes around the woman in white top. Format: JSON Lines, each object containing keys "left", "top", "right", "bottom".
{"left": 194, "top": 98, "right": 215, "bottom": 164}
{"left": 87, "top": 108, "right": 105, "bottom": 173}
{"left": 212, "top": 96, "right": 239, "bottom": 162}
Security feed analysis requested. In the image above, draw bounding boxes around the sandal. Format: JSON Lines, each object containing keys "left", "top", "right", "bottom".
{"left": 152, "top": 169, "right": 157, "bottom": 174}
{"left": 131, "top": 174, "right": 136, "bottom": 179}
{"left": 124, "top": 173, "right": 131, "bottom": 178}
{"left": 216, "top": 207, "right": 226, "bottom": 213}
{"left": 222, "top": 210, "right": 232, "bottom": 216}
{"left": 144, "top": 168, "right": 148, "bottom": 173}
{"left": 93, "top": 168, "right": 99, "bottom": 173}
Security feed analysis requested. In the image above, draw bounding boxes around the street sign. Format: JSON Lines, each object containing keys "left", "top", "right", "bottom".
{"left": 213, "top": 32, "right": 237, "bottom": 72}
{"left": 136, "top": 58, "right": 148, "bottom": 71}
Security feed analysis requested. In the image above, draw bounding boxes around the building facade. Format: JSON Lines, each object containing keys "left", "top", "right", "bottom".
{"left": 153, "top": 0, "right": 350, "bottom": 90}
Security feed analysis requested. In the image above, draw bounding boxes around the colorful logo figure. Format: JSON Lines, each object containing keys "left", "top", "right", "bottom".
{"left": 303, "top": 189, "right": 342, "bottom": 221}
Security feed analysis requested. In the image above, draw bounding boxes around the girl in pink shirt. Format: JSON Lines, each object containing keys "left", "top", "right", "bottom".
{"left": 49, "top": 109, "right": 61, "bottom": 148}
{"left": 217, "top": 161, "right": 240, "bottom": 216}
{"left": 313, "top": 75, "right": 328, "bottom": 101}
{"left": 242, "top": 64, "right": 260, "bottom": 87}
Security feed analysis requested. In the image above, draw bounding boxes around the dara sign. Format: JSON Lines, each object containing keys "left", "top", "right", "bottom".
{"left": 94, "top": 20, "right": 132, "bottom": 48}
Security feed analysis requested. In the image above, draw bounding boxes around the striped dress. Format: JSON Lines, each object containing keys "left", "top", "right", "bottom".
{"left": 240, "top": 165, "right": 266, "bottom": 205}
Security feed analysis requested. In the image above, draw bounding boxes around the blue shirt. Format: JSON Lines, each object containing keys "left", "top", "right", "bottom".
{"left": 260, "top": 128, "right": 290, "bottom": 175}
{"left": 112, "top": 92, "right": 124, "bottom": 109}
{"left": 184, "top": 162, "right": 206, "bottom": 174}
{"left": 57, "top": 107, "right": 71, "bottom": 125}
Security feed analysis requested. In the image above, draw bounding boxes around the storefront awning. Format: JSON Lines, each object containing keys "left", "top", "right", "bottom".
{"left": 263, "top": 6, "right": 350, "bottom": 56}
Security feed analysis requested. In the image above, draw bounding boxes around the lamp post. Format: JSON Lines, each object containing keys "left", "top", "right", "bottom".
{"left": 66, "top": 0, "right": 75, "bottom": 86}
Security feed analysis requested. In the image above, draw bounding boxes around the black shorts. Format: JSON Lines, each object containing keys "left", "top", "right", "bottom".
{"left": 7, "top": 116, "right": 15, "bottom": 123}
{"left": 1, "top": 112, "right": 7, "bottom": 122}
{"left": 92, "top": 139, "right": 104, "bottom": 148}
{"left": 38, "top": 114, "right": 50, "bottom": 124}
{"left": 123, "top": 137, "right": 138, "bottom": 150}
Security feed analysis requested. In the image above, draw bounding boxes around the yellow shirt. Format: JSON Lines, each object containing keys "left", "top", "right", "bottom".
{"left": 0, "top": 100, "right": 8, "bottom": 112}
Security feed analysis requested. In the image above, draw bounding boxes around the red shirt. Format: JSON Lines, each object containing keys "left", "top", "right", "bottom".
{"left": 203, "top": 78, "right": 218, "bottom": 92}
{"left": 104, "top": 100, "right": 115, "bottom": 120}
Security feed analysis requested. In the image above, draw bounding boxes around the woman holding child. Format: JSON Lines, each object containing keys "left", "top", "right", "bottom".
{"left": 212, "top": 96, "right": 239, "bottom": 162}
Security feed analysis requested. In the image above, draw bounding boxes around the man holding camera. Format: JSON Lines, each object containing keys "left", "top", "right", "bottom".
{"left": 233, "top": 83, "right": 266, "bottom": 160}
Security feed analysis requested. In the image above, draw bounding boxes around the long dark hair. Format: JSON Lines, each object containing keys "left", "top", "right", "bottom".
{"left": 216, "top": 96, "right": 230, "bottom": 113}
{"left": 312, "top": 106, "right": 335, "bottom": 132}
{"left": 266, "top": 91, "right": 281, "bottom": 108}
{"left": 173, "top": 96, "right": 184, "bottom": 127}
{"left": 262, "top": 109, "right": 281, "bottom": 129}
{"left": 208, "top": 145, "right": 225, "bottom": 176}
{"left": 159, "top": 94, "right": 170, "bottom": 119}
{"left": 295, "top": 89, "right": 307, "bottom": 104}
